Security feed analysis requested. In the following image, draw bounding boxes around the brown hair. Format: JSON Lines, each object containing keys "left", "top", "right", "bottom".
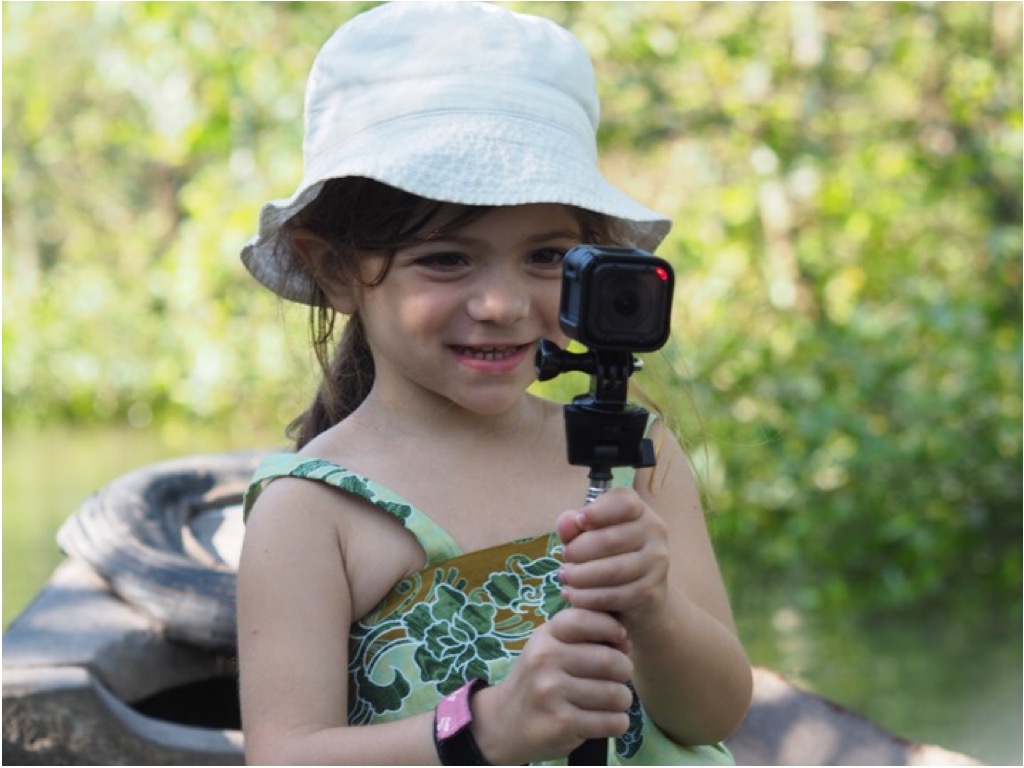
{"left": 282, "top": 177, "right": 616, "bottom": 449}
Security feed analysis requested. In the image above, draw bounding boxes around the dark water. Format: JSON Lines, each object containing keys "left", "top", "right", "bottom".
{"left": 3, "top": 427, "right": 1020, "bottom": 765}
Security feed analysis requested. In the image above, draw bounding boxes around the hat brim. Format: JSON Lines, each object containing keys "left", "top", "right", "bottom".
{"left": 241, "top": 112, "right": 671, "bottom": 305}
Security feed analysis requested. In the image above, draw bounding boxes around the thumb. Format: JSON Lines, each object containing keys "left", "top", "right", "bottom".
{"left": 555, "top": 509, "right": 583, "bottom": 545}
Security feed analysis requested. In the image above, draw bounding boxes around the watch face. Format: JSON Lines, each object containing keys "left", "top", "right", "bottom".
{"left": 434, "top": 680, "right": 492, "bottom": 765}
{"left": 436, "top": 684, "right": 474, "bottom": 740}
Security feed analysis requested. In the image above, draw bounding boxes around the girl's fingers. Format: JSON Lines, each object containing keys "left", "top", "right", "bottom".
{"left": 555, "top": 508, "right": 583, "bottom": 545}
{"left": 561, "top": 518, "right": 646, "bottom": 563}
{"left": 562, "top": 678, "right": 635, "bottom": 721}
{"left": 574, "top": 488, "right": 645, "bottom": 528}
{"left": 560, "top": 552, "right": 647, "bottom": 590}
{"left": 548, "top": 606, "right": 628, "bottom": 646}
{"left": 559, "top": 642, "right": 634, "bottom": 684}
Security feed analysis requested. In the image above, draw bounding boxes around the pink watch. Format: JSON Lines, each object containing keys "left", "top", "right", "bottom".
{"left": 433, "top": 678, "right": 491, "bottom": 765}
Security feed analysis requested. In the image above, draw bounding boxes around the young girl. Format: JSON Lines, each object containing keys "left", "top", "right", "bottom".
{"left": 236, "top": 3, "right": 751, "bottom": 765}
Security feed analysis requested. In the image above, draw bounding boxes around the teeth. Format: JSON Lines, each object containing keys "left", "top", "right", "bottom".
{"left": 457, "top": 346, "right": 518, "bottom": 360}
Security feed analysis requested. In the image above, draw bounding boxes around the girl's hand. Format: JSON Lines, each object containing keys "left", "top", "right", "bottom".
{"left": 555, "top": 487, "right": 671, "bottom": 636}
{"left": 470, "top": 608, "right": 634, "bottom": 765}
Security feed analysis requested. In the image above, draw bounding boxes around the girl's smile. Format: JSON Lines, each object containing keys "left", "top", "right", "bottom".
{"left": 449, "top": 343, "right": 533, "bottom": 373}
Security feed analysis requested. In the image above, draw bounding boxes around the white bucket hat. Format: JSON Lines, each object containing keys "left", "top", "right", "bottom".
{"left": 240, "top": 0, "right": 672, "bottom": 304}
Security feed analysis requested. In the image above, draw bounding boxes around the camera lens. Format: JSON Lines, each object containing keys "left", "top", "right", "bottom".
{"left": 613, "top": 289, "right": 641, "bottom": 318}
{"left": 593, "top": 270, "right": 660, "bottom": 344}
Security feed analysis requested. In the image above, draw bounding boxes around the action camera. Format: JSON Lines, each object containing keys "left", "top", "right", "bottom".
{"left": 558, "top": 245, "right": 674, "bottom": 352}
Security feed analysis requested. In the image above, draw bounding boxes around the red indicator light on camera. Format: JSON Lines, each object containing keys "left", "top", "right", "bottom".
{"left": 655, "top": 266, "right": 669, "bottom": 281}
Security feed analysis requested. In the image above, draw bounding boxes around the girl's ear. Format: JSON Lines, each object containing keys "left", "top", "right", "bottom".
{"left": 291, "top": 229, "right": 359, "bottom": 314}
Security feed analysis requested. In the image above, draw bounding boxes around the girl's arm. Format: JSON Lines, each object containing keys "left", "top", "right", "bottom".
{"left": 237, "top": 479, "right": 443, "bottom": 764}
{"left": 237, "top": 478, "right": 637, "bottom": 765}
{"left": 556, "top": 421, "right": 753, "bottom": 747}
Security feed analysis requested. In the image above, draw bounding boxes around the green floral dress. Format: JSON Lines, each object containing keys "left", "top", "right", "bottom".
{"left": 243, "top": 454, "right": 733, "bottom": 766}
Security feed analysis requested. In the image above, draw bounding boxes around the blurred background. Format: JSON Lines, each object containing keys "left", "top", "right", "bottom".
{"left": 3, "top": 2, "right": 1020, "bottom": 763}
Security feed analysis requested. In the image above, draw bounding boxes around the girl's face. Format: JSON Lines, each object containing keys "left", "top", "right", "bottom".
{"left": 343, "top": 203, "right": 579, "bottom": 419}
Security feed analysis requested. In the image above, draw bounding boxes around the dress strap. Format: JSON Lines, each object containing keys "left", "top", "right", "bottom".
{"left": 243, "top": 454, "right": 463, "bottom": 564}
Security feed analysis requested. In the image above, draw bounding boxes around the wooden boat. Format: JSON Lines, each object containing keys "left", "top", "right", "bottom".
{"left": 2, "top": 453, "right": 979, "bottom": 766}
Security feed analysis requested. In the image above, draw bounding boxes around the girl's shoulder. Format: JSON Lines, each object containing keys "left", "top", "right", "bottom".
{"left": 242, "top": 454, "right": 432, "bottom": 621}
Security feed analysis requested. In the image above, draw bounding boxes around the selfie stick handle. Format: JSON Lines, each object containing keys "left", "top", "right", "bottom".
{"left": 568, "top": 736, "right": 608, "bottom": 765}
{"left": 538, "top": 341, "right": 655, "bottom": 767}
{"left": 565, "top": 469, "right": 616, "bottom": 766}
{"left": 568, "top": 467, "right": 640, "bottom": 766}
{"left": 584, "top": 477, "right": 612, "bottom": 505}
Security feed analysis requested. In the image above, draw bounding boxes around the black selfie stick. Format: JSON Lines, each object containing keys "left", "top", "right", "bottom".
{"left": 536, "top": 341, "right": 655, "bottom": 766}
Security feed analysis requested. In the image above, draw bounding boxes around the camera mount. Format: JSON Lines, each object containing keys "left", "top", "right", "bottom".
{"left": 536, "top": 340, "right": 655, "bottom": 501}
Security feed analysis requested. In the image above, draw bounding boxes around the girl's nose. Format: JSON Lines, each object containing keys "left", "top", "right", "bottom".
{"left": 466, "top": 273, "right": 531, "bottom": 326}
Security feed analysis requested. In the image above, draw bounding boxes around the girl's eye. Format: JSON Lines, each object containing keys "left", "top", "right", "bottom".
{"left": 415, "top": 252, "right": 468, "bottom": 270}
{"left": 529, "top": 248, "right": 567, "bottom": 268}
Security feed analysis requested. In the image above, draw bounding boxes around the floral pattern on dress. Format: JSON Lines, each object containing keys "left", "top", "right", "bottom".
{"left": 404, "top": 582, "right": 509, "bottom": 693}
{"left": 347, "top": 540, "right": 567, "bottom": 718}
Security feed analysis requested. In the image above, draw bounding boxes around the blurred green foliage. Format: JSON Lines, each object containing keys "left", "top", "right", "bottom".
{"left": 3, "top": 1, "right": 1021, "bottom": 613}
